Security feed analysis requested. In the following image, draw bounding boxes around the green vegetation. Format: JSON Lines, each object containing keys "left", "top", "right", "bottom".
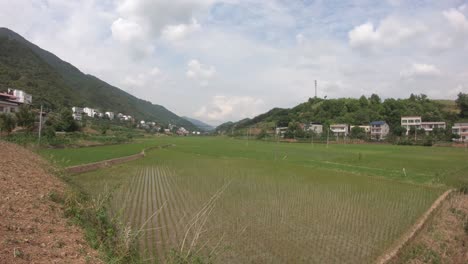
{"left": 0, "top": 27, "right": 196, "bottom": 129}
{"left": 217, "top": 94, "right": 462, "bottom": 139}
{"left": 39, "top": 138, "right": 157, "bottom": 166}
{"left": 41, "top": 137, "right": 468, "bottom": 263}
{"left": 0, "top": 113, "right": 15, "bottom": 134}
{"left": 48, "top": 188, "right": 140, "bottom": 263}
{"left": 456, "top": 92, "right": 468, "bottom": 118}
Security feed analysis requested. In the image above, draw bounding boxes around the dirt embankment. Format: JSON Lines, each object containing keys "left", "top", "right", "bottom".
{"left": 0, "top": 141, "right": 101, "bottom": 264}
{"left": 390, "top": 192, "right": 468, "bottom": 264}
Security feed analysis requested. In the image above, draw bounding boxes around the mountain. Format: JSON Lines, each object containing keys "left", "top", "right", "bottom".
{"left": 216, "top": 95, "right": 460, "bottom": 133}
{"left": 0, "top": 28, "right": 196, "bottom": 130}
{"left": 182, "top": 117, "right": 214, "bottom": 131}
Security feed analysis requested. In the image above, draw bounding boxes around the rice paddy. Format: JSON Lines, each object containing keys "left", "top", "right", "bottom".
{"left": 48, "top": 137, "right": 468, "bottom": 263}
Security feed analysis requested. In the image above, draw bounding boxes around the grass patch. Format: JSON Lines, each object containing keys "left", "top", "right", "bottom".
{"left": 48, "top": 187, "right": 141, "bottom": 263}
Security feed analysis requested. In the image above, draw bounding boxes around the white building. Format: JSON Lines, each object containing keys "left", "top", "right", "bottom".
{"left": 401, "top": 116, "right": 446, "bottom": 135}
{"left": 7, "top": 89, "right": 32, "bottom": 104}
{"left": 105, "top": 111, "right": 114, "bottom": 120}
{"left": 452, "top": 123, "right": 468, "bottom": 142}
{"left": 275, "top": 127, "right": 288, "bottom": 137}
{"left": 370, "top": 121, "right": 389, "bottom": 140}
{"left": 71, "top": 107, "right": 84, "bottom": 121}
{"left": 401, "top": 116, "right": 422, "bottom": 135}
{"left": 421, "top": 122, "right": 446, "bottom": 132}
{"left": 305, "top": 123, "right": 323, "bottom": 134}
{"left": 83, "top": 107, "right": 96, "bottom": 117}
{"left": 330, "top": 124, "right": 349, "bottom": 136}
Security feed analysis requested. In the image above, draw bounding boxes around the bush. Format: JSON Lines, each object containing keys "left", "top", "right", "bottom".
{"left": 0, "top": 113, "right": 16, "bottom": 134}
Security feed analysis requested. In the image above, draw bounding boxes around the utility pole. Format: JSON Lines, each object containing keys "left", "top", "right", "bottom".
{"left": 314, "top": 80, "right": 317, "bottom": 98}
{"left": 310, "top": 129, "right": 314, "bottom": 146}
{"left": 38, "top": 104, "right": 43, "bottom": 145}
{"left": 415, "top": 127, "right": 417, "bottom": 142}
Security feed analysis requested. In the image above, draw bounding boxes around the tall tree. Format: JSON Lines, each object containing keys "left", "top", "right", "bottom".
{"left": 15, "top": 105, "right": 35, "bottom": 132}
{"left": 0, "top": 113, "right": 16, "bottom": 135}
{"left": 456, "top": 92, "right": 468, "bottom": 118}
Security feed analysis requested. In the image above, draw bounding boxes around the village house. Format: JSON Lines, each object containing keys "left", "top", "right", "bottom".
{"left": 0, "top": 89, "right": 32, "bottom": 114}
{"left": 71, "top": 107, "right": 84, "bottom": 121}
{"left": 401, "top": 116, "right": 446, "bottom": 135}
{"left": 401, "top": 116, "right": 421, "bottom": 133}
{"left": 452, "top": 123, "right": 468, "bottom": 142}
{"left": 105, "top": 111, "right": 115, "bottom": 120}
{"left": 275, "top": 127, "right": 288, "bottom": 137}
{"left": 83, "top": 107, "right": 96, "bottom": 117}
{"left": 305, "top": 123, "right": 323, "bottom": 134}
{"left": 8, "top": 88, "right": 32, "bottom": 104}
{"left": 330, "top": 124, "right": 349, "bottom": 137}
{"left": 420, "top": 121, "right": 446, "bottom": 132}
{"left": 370, "top": 121, "right": 389, "bottom": 140}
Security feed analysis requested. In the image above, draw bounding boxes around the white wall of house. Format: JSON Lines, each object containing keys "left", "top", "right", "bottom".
{"left": 330, "top": 124, "right": 349, "bottom": 136}
{"left": 0, "top": 100, "right": 19, "bottom": 113}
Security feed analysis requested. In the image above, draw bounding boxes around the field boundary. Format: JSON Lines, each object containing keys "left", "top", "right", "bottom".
{"left": 376, "top": 188, "right": 455, "bottom": 264}
{"left": 65, "top": 144, "right": 174, "bottom": 174}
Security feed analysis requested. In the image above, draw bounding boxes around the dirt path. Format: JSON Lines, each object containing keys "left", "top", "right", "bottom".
{"left": 377, "top": 189, "right": 454, "bottom": 264}
{"left": 0, "top": 141, "right": 102, "bottom": 264}
{"left": 389, "top": 192, "right": 468, "bottom": 264}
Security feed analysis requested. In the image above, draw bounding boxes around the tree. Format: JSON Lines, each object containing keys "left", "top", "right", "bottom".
{"left": 456, "top": 92, "right": 468, "bottom": 118}
{"left": 15, "top": 105, "right": 35, "bottom": 132}
{"left": 350, "top": 126, "right": 366, "bottom": 140}
{"left": 359, "top": 95, "right": 369, "bottom": 107}
{"left": 58, "top": 108, "right": 79, "bottom": 132}
{"left": 392, "top": 126, "right": 407, "bottom": 137}
{"left": 0, "top": 113, "right": 16, "bottom": 135}
{"left": 369, "top": 94, "right": 381, "bottom": 105}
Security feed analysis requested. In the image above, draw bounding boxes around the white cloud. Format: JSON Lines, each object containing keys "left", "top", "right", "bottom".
{"left": 400, "top": 63, "right": 441, "bottom": 79}
{"left": 116, "top": 0, "right": 213, "bottom": 35}
{"left": 186, "top": 59, "right": 216, "bottom": 80}
{"left": 194, "top": 96, "right": 264, "bottom": 123}
{"left": 348, "top": 17, "right": 426, "bottom": 51}
{"left": 111, "top": 18, "right": 145, "bottom": 43}
{"left": 161, "top": 19, "right": 201, "bottom": 42}
{"left": 123, "top": 67, "right": 162, "bottom": 88}
{"left": 443, "top": 8, "right": 468, "bottom": 32}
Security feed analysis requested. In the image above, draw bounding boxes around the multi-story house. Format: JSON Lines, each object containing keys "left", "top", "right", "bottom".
{"left": 305, "top": 123, "right": 323, "bottom": 134}
{"left": 330, "top": 124, "right": 349, "bottom": 137}
{"left": 0, "top": 89, "right": 32, "bottom": 114}
{"left": 452, "top": 123, "right": 468, "bottom": 142}
{"left": 370, "top": 121, "right": 389, "bottom": 140}
{"left": 7, "top": 88, "right": 32, "bottom": 104}
{"left": 401, "top": 116, "right": 422, "bottom": 134}
{"left": 83, "top": 107, "right": 96, "bottom": 117}
{"left": 105, "top": 111, "right": 114, "bottom": 120}
{"left": 71, "top": 107, "right": 84, "bottom": 121}
{"left": 420, "top": 121, "right": 446, "bottom": 132}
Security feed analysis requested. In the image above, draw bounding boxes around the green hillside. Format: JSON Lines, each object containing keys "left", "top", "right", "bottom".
{"left": 0, "top": 28, "right": 196, "bottom": 130}
{"left": 218, "top": 95, "right": 461, "bottom": 133}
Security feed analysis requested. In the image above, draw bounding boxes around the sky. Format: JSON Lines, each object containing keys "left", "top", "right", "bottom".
{"left": 1, "top": 0, "right": 467, "bottom": 125}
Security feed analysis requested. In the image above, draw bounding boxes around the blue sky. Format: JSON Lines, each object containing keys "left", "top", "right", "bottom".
{"left": 1, "top": 0, "right": 467, "bottom": 125}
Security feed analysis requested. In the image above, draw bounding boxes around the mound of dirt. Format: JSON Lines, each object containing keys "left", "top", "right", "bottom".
{"left": 0, "top": 141, "right": 102, "bottom": 264}
{"left": 390, "top": 192, "right": 468, "bottom": 264}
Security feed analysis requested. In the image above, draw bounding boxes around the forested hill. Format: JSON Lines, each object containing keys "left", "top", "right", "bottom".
{"left": 216, "top": 94, "right": 461, "bottom": 133}
{"left": 0, "top": 28, "right": 196, "bottom": 129}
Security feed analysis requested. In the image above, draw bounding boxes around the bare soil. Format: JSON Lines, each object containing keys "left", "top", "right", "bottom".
{"left": 390, "top": 192, "right": 468, "bottom": 264}
{"left": 0, "top": 141, "right": 102, "bottom": 264}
